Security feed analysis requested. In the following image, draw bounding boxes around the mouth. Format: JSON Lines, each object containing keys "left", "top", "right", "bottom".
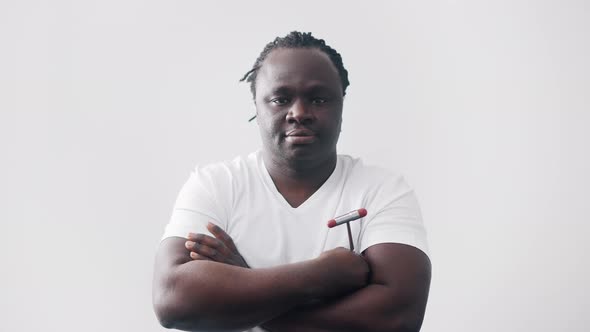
{"left": 285, "top": 128, "right": 317, "bottom": 144}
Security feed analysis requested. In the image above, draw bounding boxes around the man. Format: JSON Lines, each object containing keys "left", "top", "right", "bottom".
{"left": 153, "top": 31, "right": 431, "bottom": 332}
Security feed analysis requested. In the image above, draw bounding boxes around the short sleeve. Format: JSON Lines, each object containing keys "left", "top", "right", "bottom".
{"left": 358, "top": 175, "right": 429, "bottom": 256}
{"left": 161, "top": 165, "right": 230, "bottom": 241}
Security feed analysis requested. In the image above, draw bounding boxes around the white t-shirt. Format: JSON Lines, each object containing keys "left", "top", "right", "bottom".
{"left": 161, "top": 150, "right": 428, "bottom": 331}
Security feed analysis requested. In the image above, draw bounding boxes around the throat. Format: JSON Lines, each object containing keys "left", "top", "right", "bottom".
{"left": 262, "top": 151, "right": 338, "bottom": 208}
{"left": 270, "top": 166, "right": 335, "bottom": 208}
{"left": 279, "top": 186, "right": 320, "bottom": 208}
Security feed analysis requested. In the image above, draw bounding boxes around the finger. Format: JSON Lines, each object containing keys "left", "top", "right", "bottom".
{"left": 189, "top": 251, "right": 209, "bottom": 261}
{"left": 187, "top": 233, "right": 225, "bottom": 251}
{"left": 206, "top": 222, "right": 239, "bottom": 252}
{"left": 204, "top": 224, "right": 249, "bottom": 268}
{"left": 186, "top": 236, "right": 235, "bottom": 264}
{"left": 187, "top": 242, "right": 221, "bottom": 261}
{"left": 185, "top": 239, "right": 224, "bottom": 254}
{"left": 185, "top": 241, "right": 210, "bottom": 261}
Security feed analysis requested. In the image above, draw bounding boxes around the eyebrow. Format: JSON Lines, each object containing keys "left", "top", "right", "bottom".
{"left": 269, "top": 84, "right": 336, "bottom": 96}
{"left": 306, "top": 85, "right": 334, "bottom": 94}
{"left": 269, "top": 86, "right": 294, "bottom": 95}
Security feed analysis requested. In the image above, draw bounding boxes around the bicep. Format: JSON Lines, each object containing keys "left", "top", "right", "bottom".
{"left": 362, "top": 243, "right": 431, "bottom": 314}
{"left": 152, "top": 237, "right": 194, "bottom": 326}
{"left": 153, "top": 237, "right": 191, "bottom": 303}
{"left": 155, "top": 237, "right": 191, "bottom": 273}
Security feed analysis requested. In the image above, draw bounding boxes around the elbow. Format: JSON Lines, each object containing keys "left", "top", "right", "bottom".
{"left": 153, "top": 283, "right": 204, "bottom": 329}
{"left": 154, "top": 305, "right": 176, "bottom": 329}
{"left": 153, "top": 292, "right": 183, "bottom": 329}
{"left": 382, "top": 310, "right": 425, "bottom": 332}
{"left": 365, "top": 304, "right": 425, "bottom": 332}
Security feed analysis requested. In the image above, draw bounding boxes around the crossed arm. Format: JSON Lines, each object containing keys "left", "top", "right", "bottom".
{"left": 152, "top": 223, "right": 431, "bottom": 332}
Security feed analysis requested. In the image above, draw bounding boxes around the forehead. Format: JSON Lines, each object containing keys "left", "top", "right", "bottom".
{"left": 255, "top": 48, "right": 342, "bottom": 95}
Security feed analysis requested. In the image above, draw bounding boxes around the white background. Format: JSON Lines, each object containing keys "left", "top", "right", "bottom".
{"left": 1, "top": 1, "right": 589, "bottom": 331}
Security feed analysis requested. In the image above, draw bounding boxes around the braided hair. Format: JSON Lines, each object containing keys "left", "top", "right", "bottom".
{"left": 241, "top": 31, "right": 350, "bottom": 121}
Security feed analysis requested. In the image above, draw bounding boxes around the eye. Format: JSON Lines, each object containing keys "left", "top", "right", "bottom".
{"left": 271, "top": 97, "right": 290, "bottom": 106}
{"left": 311, "top": 97, "right": 328, "bottom": 104}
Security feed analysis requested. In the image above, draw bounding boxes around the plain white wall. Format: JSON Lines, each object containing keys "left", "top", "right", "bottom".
{"left": 1, "top": 1, "right": 589, "bottom": 331}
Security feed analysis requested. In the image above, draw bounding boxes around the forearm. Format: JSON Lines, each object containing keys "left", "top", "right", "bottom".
{"left": 262, "top": 244, "right": 432, "bottom": 332}
{"left": 262, "top": 283, "right": 422, "bottom": 332}
{"left": 154, "top": 256, "right": 363, "bottom": 331}
{"left": 156, "top": 260, "right": 311, "bottom": 330}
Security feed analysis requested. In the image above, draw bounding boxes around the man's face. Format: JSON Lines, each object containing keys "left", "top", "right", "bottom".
{"left": 254, "top": 48, "right": 344, "bottom": 164}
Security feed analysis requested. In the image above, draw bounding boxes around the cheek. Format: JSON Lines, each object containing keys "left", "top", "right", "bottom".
{"left": 321, "top": 113, "right": 342, "bottom": 132}
{"left": 257, "top": 114, "right": 283, "bottom": 139}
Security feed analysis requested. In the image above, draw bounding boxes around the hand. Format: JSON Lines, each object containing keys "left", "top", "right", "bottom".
{"left": 312, "top": 247, "right": 370, "bottom": 297}
{"left": 262, "top": 249, "right": 369, "bottom": 332}
{"left": 185, "top": 222, "right": 249, "bottom": 268}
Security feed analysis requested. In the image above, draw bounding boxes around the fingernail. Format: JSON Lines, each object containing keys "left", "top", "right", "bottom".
{"left": 190, "top": 252, "right": 197, "bottom": 259}
{"left": 185, "top": 241, "right": 195, "bottom": 249}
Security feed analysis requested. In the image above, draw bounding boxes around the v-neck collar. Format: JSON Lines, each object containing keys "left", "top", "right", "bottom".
{"left": 256, "top": 150, "right": 342, "bottom": 214}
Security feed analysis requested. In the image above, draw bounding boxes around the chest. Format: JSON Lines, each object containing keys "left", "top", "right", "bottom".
{"left": 225, "top": 186, "right": 366, "bottom": 268}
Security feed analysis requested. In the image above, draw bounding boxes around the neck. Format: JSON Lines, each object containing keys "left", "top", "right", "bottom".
{"left": 262, "top": 151, "right": 337, "bottom": 203}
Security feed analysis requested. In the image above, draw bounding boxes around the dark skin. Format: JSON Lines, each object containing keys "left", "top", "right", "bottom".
{"left": 255, "top": 48, "right": 344, "bottom": 208}
{"left": 152, "top": 48, "right": 431, "bottom": 331}
{"left": 182, "top": 225, "right": 431, "bottom": 332}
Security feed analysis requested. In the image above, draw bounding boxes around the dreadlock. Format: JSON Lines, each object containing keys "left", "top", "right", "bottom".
{"left": 240, "top": 31, "right": 350, "bottom": 101}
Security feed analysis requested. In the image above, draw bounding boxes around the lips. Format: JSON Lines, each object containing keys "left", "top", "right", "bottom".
{"left": 286, "top": 128, "right": 316, "bottom": 137}
{"left": 285, "top": 128, "right": 317, "bottom": 144}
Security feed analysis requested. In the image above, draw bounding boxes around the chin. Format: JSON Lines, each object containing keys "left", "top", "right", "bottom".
{"left": 284, "top": 146, "right": 334, "bottom": 164}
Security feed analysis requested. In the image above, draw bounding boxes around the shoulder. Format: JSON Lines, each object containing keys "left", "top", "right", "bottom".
{"left": 339, "top": 156, "right": 428, "bottom": 255}
{"left": 175, "top": 152, "right": 260, "bottom": 219}
{"left": 338, "top": 154, "right": 410, "bottom": 198}
{"left": 190, "top": 151, "right": 259, "bottom": 185}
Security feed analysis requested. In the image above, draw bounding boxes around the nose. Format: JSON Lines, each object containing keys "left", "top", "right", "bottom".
{"left": 286, "top": 99, "right": 314, "bottom": 125}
